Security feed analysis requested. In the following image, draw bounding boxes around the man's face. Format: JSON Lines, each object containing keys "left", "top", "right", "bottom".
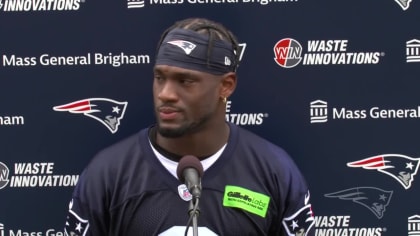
{"left": 153, "top": 65, "right": 222, "bottom": 138}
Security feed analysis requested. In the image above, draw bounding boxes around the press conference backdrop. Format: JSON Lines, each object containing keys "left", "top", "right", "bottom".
{"left": 0, "top": 0, "right": 419, "bottom": 235}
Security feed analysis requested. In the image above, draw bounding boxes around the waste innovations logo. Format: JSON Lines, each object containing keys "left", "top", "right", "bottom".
{"left": 225, "top": 100, "right": 269, "bottom": 126}
{"left": 273, "top": 39, "right": 385, "bottom": 68}
{"left": 0, "top": 0, "right": 85, "bottom": 12}
{"left": 126, "top": 0, "right": 298, "bottom": 9}
{"left": 314, "top": 215, "right": 387, "bottom": 235}
{"left": 53, "top": 98, "right": 128, "bottom": 134}
{"left": 0, "top": 222, "right": 65, "bottom": 236}
{"left": 0, "top": 161, "right": 78, "bottom": 189}
{"left": 309, "top": 100, "right": 420, "bottom": 123}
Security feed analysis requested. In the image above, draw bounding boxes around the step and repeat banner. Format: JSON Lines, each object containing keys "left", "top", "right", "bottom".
{"left": 0, "top": 0, "right": 419, "bottom": 235}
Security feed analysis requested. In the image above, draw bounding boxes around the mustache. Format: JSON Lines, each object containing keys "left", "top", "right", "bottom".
{"left": 156, "top": 104, "right": 183, "bottom": 112}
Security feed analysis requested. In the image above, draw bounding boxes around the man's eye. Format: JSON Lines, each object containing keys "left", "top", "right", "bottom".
{"left": 180, "top": 79, "right": 194, "bottom": 85}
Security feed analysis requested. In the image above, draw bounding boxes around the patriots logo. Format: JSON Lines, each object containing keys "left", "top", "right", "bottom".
{"left": 395, "top": 0, "right": 412, "bottom": 10}
{"left": 324, "top": 187, "right": 393, "bottom": 219}
{"left": 65, "top": 199, "right": 89, "bottom": 236}
{"left": 53, "top": 98, "right": 128, "bottom": 134}
{"left": 347, "top": 154, "right": 420, "bottom": 189}
{"left": 167, "top": 40, "right": 196, "bottom": 55}
{"left": 282, "top": 191, "right": 314, "bottom": 236}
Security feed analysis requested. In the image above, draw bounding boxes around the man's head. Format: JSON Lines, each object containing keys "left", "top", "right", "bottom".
{"left": 153, "top": 18, "right": 240, "bottom": 138}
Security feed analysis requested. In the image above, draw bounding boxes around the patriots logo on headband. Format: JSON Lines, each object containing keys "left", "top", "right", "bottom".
{"left": 324, "top": 187, "right": 393, "bottom": 219}
{"left": 53, "top": 98, "right": 128, "bottom": 134}
{"left": 347, "top": 154, "right": 420, "bottom": 189}
{"left": 282, "top": 191, "right": 314, "bottom": 236}
{"left": 167, "top": 40, "right": 196, "bottom": 55}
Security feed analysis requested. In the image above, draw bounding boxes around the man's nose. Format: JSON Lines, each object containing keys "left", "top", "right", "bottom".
{"left": 158, "top": 80, "right": 179, "bottom": 101}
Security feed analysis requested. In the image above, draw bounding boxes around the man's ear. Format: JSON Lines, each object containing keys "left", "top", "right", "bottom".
{"left": 220, "top": 72, "right": 237, "bottom": 98}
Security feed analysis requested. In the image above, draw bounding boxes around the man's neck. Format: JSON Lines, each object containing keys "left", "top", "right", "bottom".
{"left": 155, "top": 122, "right": 230, "bottom": 161}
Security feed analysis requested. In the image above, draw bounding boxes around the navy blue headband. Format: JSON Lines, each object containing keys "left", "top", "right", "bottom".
{"left": 155, "top": 28, "right": 237, "bottom": 75}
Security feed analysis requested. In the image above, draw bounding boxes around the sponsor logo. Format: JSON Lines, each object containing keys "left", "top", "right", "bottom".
{"left": 324, "top": 187, "right": 393, "bottom": 219}
{"left": 406, "top": 39, "right": 420, "bottom": 63}
{"left": 0, "top": 0, "right": 84, "bottom": 12}
{"left": 127, "top": 0, "right": 145, "bottom": 8}
{"left": 395, "top": 0, "right": 413, "bottom": 10}
{"left": 347, "top": 154, "right": 420, "bottom": 189}
{"left": 314, "top": 215, "right": 386, "bottom": 236}
{"left": 408, "top": 215, "right": 420, "bottom": 235}
{"left": 310, "top": 100, "right": 328, "bottom": 123}
{"left": 282, "top": 190, "right": 315, "bottom": 236}
{"left": 0, "top": 161, "right": 78, "bottom": 189}
{"left": 309, "top": 100, "right": 420, "bottom": 123}
{"left": 126, "top": 0, "right": 298, "bottom": 9}
{"left": 0, "top": 162, "right": 9, "bottom": 189}
{"left": 274, "top": 39, "right": 384, "bottom": 68}
{"left": 225, "top": 100, "right": 268, "bottom": 126}
{"left": 1, "top": 52, "right": 151, "bottom": 68}
{"left": 53, "top": 98, "right": 128, "bottom": 134}
{"left": 273, "top": 38, "right": 302, "bottom": 68}
{"left": 0, "top": 114, "right": 24, "bottom": 126}
{"left": 0, "top": 223, "right": 65, "bottom": 236}
{"left": 223, "top": 185, "right": 271, "bottom": 218}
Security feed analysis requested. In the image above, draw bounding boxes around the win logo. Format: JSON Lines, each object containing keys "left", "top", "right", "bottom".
{"left": 310, "top": 100, "right": 328, "bottom": 123}
{"left": 0, "top": 162, "right": 10, "bottom": 189}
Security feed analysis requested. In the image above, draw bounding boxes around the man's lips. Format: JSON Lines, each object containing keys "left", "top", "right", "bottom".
{"left": 158, "top": 106, "right": 180, "bottom": 120}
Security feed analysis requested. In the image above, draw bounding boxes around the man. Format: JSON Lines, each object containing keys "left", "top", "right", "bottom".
{"left": 64, "top": 18, "right": 315, "bottom": 236}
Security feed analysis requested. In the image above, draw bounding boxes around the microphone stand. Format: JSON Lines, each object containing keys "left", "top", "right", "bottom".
{"left": 186, "top": 197, "right": 200, "bottom": 236}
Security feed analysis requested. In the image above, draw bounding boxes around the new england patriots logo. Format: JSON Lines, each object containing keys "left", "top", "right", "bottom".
{"left": 167, "top": 40, "right": 196, "bottom": 55}
{"left": 53, "top": 98, "right": 128, "bottom": 134}
{"left": 347, "top": 154, "right": 420, "bottom": 189}
{"left": 282, "top": 191, "right": 314, "bottom": 236}
{"left": 65, "top": 199, "right": 89, "bottom": 236}
{"left": 395, "top": 0, "right": 412, "bottom": 10}
{"left": 324, "top": 187, "right": 393, "bottom": 219}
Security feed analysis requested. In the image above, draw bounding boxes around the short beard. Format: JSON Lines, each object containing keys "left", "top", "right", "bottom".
{"left": 157, "top": 125, "right": 190, "bottom": 138}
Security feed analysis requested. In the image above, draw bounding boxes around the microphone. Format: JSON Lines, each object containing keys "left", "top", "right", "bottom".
{"left": 176, "top": 155, "right": 204, "bottom": 199}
